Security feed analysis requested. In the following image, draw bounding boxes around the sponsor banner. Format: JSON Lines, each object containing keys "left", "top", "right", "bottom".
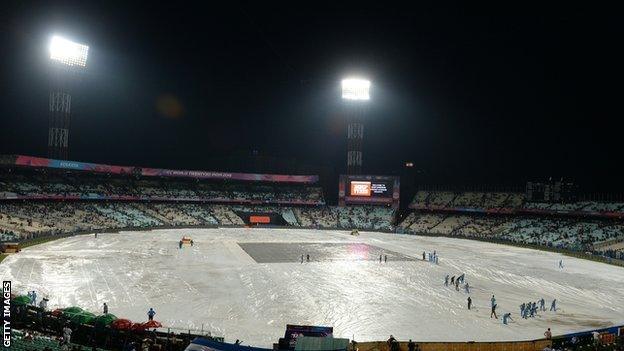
{"left": 141, "top": 167, "right": 317, "bottom": 183}
{"left": 11, "top": 155, "right": 318, "bottom": 184}
{"left": 14, "top": 155, "right": 135, "bottom": 174}
{"left": 249, "top": 215, "right": 271, "bottom": 224}
{"left": 284, "top": 324, "right": 333, "bottom": 349}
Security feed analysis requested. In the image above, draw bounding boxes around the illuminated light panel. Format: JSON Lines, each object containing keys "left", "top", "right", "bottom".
{"left": 341, "top": 78, "right": 370, "bottom": 100}
{"left": 49, "top": 36, "right": 89, "bottom": 67}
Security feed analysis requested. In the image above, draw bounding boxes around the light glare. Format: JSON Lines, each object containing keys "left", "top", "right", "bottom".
{"left": 49, "top": 36, "right": 89, "bottom": 67}
{"left": 342, "top": 78, "right": 370, "bottom": 100}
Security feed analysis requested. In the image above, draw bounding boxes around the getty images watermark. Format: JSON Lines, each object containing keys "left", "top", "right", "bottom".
{"left": 2, "top": 281, "right": 10, "bottom": 348}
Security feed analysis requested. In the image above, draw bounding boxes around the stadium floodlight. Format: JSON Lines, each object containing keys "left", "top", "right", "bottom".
{"left": 49, "top": 35, "right": 89, "bottom": 67}
{"left": 341, "top": 78, "right": 370, "bottom": 101}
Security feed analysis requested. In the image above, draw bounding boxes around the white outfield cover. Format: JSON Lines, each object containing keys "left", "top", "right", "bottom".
{"left": 1, "top": 228, "right": 623, "bottom": 347}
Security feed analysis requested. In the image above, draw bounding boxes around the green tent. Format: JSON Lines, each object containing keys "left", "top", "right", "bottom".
{"left": 62, "top": 306, "right": 84, "bottom": 315}
{"left": 70, "top": 311, "right": 97, "bottom": 325}
{"left": 11, "top": 295, "right": 31, "bottom": 305}
{"left": 94, "top": 313, "right": 118, "bottom": 327}
{"left": 61, "top": 307, "right": 87, "bottom": 323}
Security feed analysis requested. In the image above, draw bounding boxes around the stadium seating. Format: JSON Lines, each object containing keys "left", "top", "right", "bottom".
{"left": 579, "top": 201, "right": 624, "bottom": 212}
{"left": 2, "top": 170, "right": 624, "bottom": 263}
{"left": 593, "top": 236, "right": 624, "bottom": 260}
{"left": 428, "top": 191, "right": 456, "bottom": 207}
{"left": 0, "top": 172, "right": 325, "bottom": 205}
{"left": 292, "top": 206, "right": 394, "bottom": 231}
{"left": 12, "top": 330, "right": 108, "bottom": 351}
{"left": 401, "top": 213, "right": 445, "bottom": 232}
{"left": 410, "top": 191, "right": 527, "bottom": 210}
{"left": 399, "top": 211, "right": 624, "bottom": 254}
{"left": 280, "top": 208, "right": 299, "bottom": 226}
{"left": 452, "top": 192, "right": 484, "bottom": 208}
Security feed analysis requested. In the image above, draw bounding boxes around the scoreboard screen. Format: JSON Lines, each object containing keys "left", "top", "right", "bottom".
{"left": 349, "top": 180, "right": 392, "bottom": 197}
{"left": 339, "top": 175, "right": 400, "bottom": 208}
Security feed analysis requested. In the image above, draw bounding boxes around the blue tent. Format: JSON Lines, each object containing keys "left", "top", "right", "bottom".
{"left": 184, "top": 338, "right": 274, "bottom": 351}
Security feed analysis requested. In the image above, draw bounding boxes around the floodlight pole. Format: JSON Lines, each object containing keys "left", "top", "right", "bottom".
{"left": 346, "top": 103, "right": 364, "bottom": 175}
{"left": 48, "top": 66, "right": 72, "bottom": 160}
{"left": 342, "top": 78, "right": 369, "bottom": 175}
{"left": 47, "top": 36, "right": 88, "bottom": 160}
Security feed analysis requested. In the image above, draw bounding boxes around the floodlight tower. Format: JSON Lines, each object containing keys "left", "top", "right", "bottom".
{"left": 48, "top": 35, "right": 89, "bottom": 160}
{"left": 341, "top": 78, "right": 370, "bottom": 174}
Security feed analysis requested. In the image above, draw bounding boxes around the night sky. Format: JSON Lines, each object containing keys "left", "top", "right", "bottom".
{"left": 1, "top": 2, "right": 622, "bottom": 194}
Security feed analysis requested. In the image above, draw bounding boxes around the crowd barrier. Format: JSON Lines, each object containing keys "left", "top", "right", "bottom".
{"left": 354, "top": 339, "right": 552, "bottom": 351}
